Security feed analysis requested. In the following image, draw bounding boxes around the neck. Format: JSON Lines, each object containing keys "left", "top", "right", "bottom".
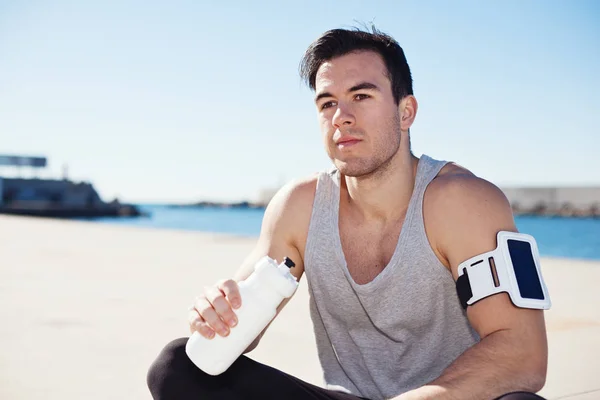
{"left": 340, "top": 131, "right": 419, "bottom": 222}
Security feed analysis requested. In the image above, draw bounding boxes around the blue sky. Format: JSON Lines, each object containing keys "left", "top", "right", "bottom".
{"left": 1, "top": 0, "right": 598, "bottom": 203}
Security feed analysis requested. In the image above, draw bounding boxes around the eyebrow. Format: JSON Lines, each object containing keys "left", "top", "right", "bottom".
{"left": 314, "top": 81, "right": 380, "bottom": 103}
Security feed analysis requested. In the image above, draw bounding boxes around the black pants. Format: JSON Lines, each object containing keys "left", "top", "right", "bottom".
{"left": 147, "top": 337, "right": 546, "bottom": 400}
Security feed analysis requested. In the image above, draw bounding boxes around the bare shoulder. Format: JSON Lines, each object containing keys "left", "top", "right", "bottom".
{"left": 263, "top": 173, "right": 318, "bottom": 227}
{"left": 265, "top": 174, "right": 318, "bottom": 214}
{"left": 426, "top": 162, "right": 511, "bottom": 210}
{"left": 259, "top": 173, "right": 319, "bottom": 259}
{"left": 423, "top": 162, "right": 516, "bottom": 277}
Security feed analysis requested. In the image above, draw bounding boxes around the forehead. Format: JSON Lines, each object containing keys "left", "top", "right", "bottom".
{"left": 315, "top": 50, "right": 389, "bottom": 91}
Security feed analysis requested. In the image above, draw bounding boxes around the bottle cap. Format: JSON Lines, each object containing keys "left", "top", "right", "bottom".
{"left": 283, "top": 257, "right": 295, "bottom": 269}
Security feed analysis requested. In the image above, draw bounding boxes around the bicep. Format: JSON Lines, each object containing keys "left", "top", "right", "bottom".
{"left": 233, "top": 178, "right": 313, "bottom": 285}
{"left": 434, "top": 177, "right": 547, "bottom": 341}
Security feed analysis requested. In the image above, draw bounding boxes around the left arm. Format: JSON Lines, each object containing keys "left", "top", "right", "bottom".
{"left": 395, "top": 175, "right": 548, "bottom": 400}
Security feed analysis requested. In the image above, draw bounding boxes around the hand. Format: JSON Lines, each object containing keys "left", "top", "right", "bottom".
{"left": 188, "top": 279, "right": 242, "bottom": 339}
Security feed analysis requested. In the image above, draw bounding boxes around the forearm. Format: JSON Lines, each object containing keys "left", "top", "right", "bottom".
{"left": 393, "top": 329, "right": 546, "bottom": 400}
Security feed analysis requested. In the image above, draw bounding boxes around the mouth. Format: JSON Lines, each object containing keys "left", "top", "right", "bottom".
{"left": 335, "top": 138, "right": 362, "bottom": 149}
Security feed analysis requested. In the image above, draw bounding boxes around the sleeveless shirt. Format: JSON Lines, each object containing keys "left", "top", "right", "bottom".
{"left": 303, "top": 154, "right": 480, "bottom": 400}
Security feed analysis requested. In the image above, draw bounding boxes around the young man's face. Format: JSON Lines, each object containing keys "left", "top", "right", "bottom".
{"left": 314, "top": 50, "right": 403, "bottom": 178}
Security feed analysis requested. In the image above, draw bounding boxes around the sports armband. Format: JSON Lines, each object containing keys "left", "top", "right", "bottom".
{"left": 456, "top": 231, "right": 551, "bottom": 310}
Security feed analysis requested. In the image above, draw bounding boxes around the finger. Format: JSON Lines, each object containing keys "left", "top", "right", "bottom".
{"left": 195, "top": 296, "right": 230, "bottom": 337}
{"left": 187, "top": 309, "right": 215, "bottom": 339}
{"left": 205, "top": 286, "right": 238, "bottom": 328}
{"left": 218, "top": 279, "right": 242, "bottom": 309}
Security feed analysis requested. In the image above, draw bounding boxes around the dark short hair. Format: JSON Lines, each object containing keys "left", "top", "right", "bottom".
{"left": 299, "top": 26, "right": 413, "bottom": 105}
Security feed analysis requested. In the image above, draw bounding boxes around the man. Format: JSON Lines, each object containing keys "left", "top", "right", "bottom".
{"left": 147, "top": 26, "right": 549, "bottom": 400}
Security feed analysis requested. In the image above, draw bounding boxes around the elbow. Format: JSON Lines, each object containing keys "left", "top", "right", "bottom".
{"left": 512, "top": 324, "right": 548, "bottom": 393}
{"left": 522, "top": 368, "right": 546, "bottom": 394}
{"left": 529, "top": 364, "right": 547, "bottom": 393}
{"left": 519, "top": 349, "right": 548, "bottom": 393}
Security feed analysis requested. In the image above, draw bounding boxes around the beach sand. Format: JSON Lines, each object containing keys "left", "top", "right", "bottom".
{"left": 0, "top": 215, "right": 598, "bottom": 400}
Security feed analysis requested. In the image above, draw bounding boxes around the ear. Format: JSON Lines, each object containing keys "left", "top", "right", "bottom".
{"left": 399, "top": 95, "right": 418, "bottom": 131}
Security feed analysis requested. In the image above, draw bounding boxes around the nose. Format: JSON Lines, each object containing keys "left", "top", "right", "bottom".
{"left": 332, "top": 102, "right": 355, "bottom": 129}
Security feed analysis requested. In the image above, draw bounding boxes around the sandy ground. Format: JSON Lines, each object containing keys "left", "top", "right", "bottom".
{"left": 0, "top": 215, "right": 598, "bottom": 400}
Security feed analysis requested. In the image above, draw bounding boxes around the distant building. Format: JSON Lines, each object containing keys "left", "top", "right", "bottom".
{"left": 502, "top": 187, "right": 600, "bottom": 217}
{"left": 0, "top": 154, "right": 142, "bottom": 218}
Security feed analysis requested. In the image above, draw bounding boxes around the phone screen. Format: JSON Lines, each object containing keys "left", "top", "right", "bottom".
{"left": 507, "top": 239, "right": 544, "bottom": 300}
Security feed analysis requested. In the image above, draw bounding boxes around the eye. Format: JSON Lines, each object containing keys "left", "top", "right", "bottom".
{"left": 320, "top": 101, "right": 336, "bottom": 111}
{"left": 354, "top": 93, "right": 370, "bottom": 101}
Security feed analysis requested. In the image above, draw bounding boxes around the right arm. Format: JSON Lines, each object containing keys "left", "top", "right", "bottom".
{"left": 188, "top": 176, "right": 316, "bottom": 353}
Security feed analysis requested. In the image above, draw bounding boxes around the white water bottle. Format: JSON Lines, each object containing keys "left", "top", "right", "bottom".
{"left": 185, "top": 256, "right": 299, "bottom": 375}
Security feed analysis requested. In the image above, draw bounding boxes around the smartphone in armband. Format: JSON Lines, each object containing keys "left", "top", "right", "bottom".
{"left": 456, "top": 231, "right": 551, "bottom": 310}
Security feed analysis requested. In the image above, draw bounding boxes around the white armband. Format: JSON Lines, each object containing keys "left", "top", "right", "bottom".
{"left": 456, "top": 231, "right": 551, "bottom": 310}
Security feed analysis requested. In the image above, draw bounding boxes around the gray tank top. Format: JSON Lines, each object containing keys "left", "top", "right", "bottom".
{"left": 304, "top": 154, "right": 480, "bottom": 400}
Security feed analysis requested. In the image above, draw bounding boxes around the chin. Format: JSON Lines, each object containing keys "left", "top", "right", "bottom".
{"left": 334, "top": 159, "right": 378, "bottom": 178}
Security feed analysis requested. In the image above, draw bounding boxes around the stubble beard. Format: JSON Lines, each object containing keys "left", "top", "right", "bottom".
{"left": 332, "top": 113, "right": 402, "bottom": 179}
